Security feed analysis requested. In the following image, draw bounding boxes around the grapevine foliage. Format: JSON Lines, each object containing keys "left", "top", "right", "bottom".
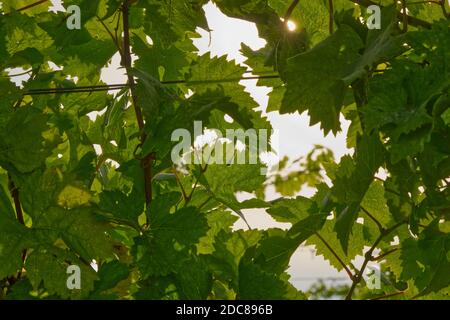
{"left": 0, "top": 0, "right": 449, "bottom": 300}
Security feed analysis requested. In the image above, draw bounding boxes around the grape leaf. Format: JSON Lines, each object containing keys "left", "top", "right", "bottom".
{"left": 282, "top": 25, "right": 363, "bottom": 134}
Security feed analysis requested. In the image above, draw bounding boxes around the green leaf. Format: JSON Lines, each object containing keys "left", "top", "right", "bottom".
{"left": 142, "top": 0, "right": 208, "bottom": 37}
{"left": 267, "top": 196, "right": 314, "bottom": 224}
{"left": 281, "top": 25, "right": 363, "bottom": 134}
{"left": 288, "top": 212, "right": 327, "bottom": 240}
{"left": 268, "top": 0, "right": 330, "bottom": 45}
{"left": 238, "top": 263, "right": 305, "bottom": 300}
{"left": 360, "top": 180, "right": 394, "bottom": 229}
{"left": 3, "top": 12, "right": 53, "bottom": 56}
{"left": 186, "top": 53, "right": 270, "bottom": 130}
{"left": 332, "top": 133, "right": 384, "bottom": 253}
{"left": 306, "top": 219, "right": 366, "bottom": 272}
{"left": 133, "top": 206, "right": 208, "bottom": 277}
{"left": 175, "top": 257, "right": 212, "bottom": 300}
{"left": 197, "top": 210, "right": 238, "bottom": 255}
{"left": 203, "top": 160, "right": 266, "bottom": 226}
{"left": 4, "top": 279, "right": 37, "bottom": 300}
{"left": 0, "top": 107, "right": 58, "bottom": 173}
{"left": 208, "top": 229, "right": 262, "bottom": 289}
{"left": 26, "top": 247, "right": 98, "bottom": 299}
{"left": 91, "top": 260, "right": 130, "bottom": 298}
{"left": 0, "top": 217, "right": 31, "bottom": 279}
{"left": 1, "top": 0, "right": 51, "bottom": 15}
{"left": 98, "top": 189, "right": 144, "bottom": 228}
{"left": 253, "top": 228, "right": 301, "bottom": 274}
{"left": 133, "top": 35, "right": 189, "bottom": 81}
{"left": 0, "top": 184, "right": 15, "bottom": 220}
{"left": 343, "top": 6, "right": 404, "bottom": 84}
{"left": 390, "top": 224, "right": 450, "bottom": 297}
{"left": 34, "top": 206, "right": 114, "bottom": 262}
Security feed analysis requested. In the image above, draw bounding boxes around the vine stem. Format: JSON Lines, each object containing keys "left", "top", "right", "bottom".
{"left": 5, "top": 70, "right": 40, "bottom": 285}
{"left": 328, "top": 0, "right": 334, "bottom": 34}
{"left": 121, "top": 1, "right": 153, "bottom": 208}
{"left": 371, "top": 248, "right": 398, "bottom": 261}
{"left": 2, "top": 69, "right": 33, "bottom": 77}
{"left": 172, "top": 168, "right": 189, "bottom": 202}
{"left": 370, "top": 291, "right": 405, "bottom": 300}
{"left": 315, "top": 232, "right": 354, "bottom": 280}
{"left": 441, "top": 0, "right": 450, "bottom": 18}
{"left": 360, "top": 206, "right": 384, "bottom": 232}
{"left": 17, "top": 0, "right": 49, "bottom": 12}
{"left": 345, "top": 236, "right": 382, "bottom": 300}
{"left": 401, "top": 0, "right": 408, "bottom": 32}
{"left": 96, "top": 15, "right": 123, "bottom": 57}
{"left": 284, "top": 0, "right": 300, "bottom": 21}
{"left": 345, "top": 220, "right": 405, "bottom": 300}
{"left": 7, "top": 174, "right": 27, "bottom": 282}
{"left": 8, "top": 175, "right": 24, "bottom": 226}
{"left": 185, "top": 164, "right": 208, "bottom": 205}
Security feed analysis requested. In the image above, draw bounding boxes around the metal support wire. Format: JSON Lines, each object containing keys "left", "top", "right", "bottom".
{"left": 23, "top": 75, "right": 280, "bottom": 96}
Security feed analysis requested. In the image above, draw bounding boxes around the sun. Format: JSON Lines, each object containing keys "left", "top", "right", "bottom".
{"left": 280, "top": 18, "right": 297, "bottom": 32}
{"left": 286, "top": 20, "right": 297, "bottom": 31}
